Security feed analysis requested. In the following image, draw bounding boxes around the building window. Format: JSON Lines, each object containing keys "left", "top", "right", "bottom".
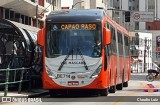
{"left": 31, "top": 0, "right": 38, "bottom": 3}
{"left": 10, "top": 11, "right": 14, "bottom": 19}
{"left": 135, "top": 22, "right": 139, "bottom": 30}
{"left": 21, "top": 15, "right": 24, "bottom": 24}
{"left": 46, "top": 0, "right": 52, "bottom": 4}
{"left": 137, "top": 5, "right": 139, "bottom": 9}
{"left": 5, "top": 9, "right": 9, "bottom": 19}
{"left": 25, "top": 16, "right": 29, "bottom": 25}
{"left": 133, "top": 7, "right": 135, "bottom": 10}
{"left": 31, "top": 0, "right": 35, "bottom": 2}
{"left": 15, "top": 13, "right": 20, "bottom": 19}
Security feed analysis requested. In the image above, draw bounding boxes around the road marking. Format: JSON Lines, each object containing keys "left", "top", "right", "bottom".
{"left": 112, "top": 83, "right": 144, "bottom": 105}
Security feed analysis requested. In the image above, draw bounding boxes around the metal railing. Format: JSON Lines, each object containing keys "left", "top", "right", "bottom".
{"left": 0, "top": 67, "right": 31, "bottom": 96}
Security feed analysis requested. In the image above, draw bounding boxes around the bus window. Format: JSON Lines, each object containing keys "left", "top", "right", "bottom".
{"left": 105, "top": 45, "right": 111, "bottom": 70}
{"left": 110, "top": 26, "right": 116, "bottom": 54}
{"left": 46, "top": 23, "right": 102, "bottom": 58}
{"left": 106, "top": 22, "right": 110, "bottom": 29}
{"left": 124, "top": 35, "right": 130, "bottom": 56}
{"left": 117, "top": 31, "right": 123, "bottom": 55}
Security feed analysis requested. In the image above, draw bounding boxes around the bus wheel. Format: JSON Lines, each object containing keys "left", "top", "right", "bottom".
{"left": 116, "top": 83, "right": 123, "bottom": 90}
{"left": 123, "top": 81, "right": 128, "bottom": 87}
{"left": 100, "top": 88, "right": 108, "bottom": 96}
{"left": 109, "top": 85, "right": 116, "bottom": 93}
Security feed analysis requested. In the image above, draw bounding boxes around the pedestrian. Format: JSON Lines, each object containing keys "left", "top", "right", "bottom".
{"left": 148, "top": 60, "right": 160, "bottom": 78}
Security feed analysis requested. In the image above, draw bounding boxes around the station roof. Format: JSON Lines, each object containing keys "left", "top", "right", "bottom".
{"left": 0, "top": 19, "right": 39, "bottom": 34}
{"left": 0, "top": 19, "right": 40, "bottom": 45}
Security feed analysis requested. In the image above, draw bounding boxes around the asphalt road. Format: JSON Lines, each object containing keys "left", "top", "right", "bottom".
{"left": 1, "top": 73, "right": 160, "bottom": 105}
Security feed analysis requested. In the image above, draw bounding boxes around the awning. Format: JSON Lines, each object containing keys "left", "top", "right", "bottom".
{"left": 0, "top": 0, "right": 48, "bottom": 18}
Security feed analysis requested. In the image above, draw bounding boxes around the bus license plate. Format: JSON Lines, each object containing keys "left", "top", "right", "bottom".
{"left": 68, "top": 81, "right": 79, "bottom": 86}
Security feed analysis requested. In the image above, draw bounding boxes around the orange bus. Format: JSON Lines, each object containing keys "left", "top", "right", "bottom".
{"left": 38, "top": 9, "right": 131, "bottom": 96}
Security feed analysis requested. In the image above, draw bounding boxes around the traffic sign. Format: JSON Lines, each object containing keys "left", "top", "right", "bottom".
{"left": 131, "top": 11, "right": 153, "bottom": 22}
{"left": 133, "top": 13, "right": 140, "bottom": 20}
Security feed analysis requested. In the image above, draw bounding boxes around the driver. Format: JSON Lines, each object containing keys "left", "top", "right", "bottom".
{"left": 92, "top": 40, "right": 101, "bottom": 57}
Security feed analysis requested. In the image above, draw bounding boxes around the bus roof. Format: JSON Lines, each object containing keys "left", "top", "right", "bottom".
{"left": 46, "top": 9, "right": 105, "bottom": 23}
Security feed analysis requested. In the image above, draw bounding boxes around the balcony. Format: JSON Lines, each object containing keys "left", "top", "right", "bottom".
{"left": 0, "top": 0, "right": 48, "bottom": 18}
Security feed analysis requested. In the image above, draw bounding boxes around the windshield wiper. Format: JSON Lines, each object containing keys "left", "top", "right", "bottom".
{"left": 77, "top": 48, "right": 89, "bottom": 70}
{"left": 58, "top": 49, "right": 73, "bottom": 71}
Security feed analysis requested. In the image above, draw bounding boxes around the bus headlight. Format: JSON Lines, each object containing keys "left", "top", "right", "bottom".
{"left": 90, "top": 65, "right": 102, "bottom": 78}
{"left": 46, "top": 65, "right": 57, "bottom": 79}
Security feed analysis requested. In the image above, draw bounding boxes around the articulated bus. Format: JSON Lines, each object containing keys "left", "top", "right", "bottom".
{"left": 38, "top": 9, "right": 131, "bottom": 96}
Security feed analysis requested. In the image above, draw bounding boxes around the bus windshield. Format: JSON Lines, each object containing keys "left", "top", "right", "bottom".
{"left": 46, "top": 23, "right": 102, "bottom": 58}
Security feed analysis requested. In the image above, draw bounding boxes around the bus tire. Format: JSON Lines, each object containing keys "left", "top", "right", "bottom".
{"left": 116, "top": 83, "right": 123, "bottom": 90}
{"left": 123, "top": 81, "right": 128, "bottom": 87}
{"left": 100, "top": 88, "right": 108, "bottom": 96}
{"left": 109, "top": 85, "right": 116, "bottom": 93}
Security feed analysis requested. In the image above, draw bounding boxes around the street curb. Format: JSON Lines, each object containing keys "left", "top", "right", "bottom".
{"left": 27, "top": 91, "right": 49, "bottom": 98}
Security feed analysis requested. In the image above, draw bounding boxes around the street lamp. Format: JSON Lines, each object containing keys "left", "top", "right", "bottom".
{"left": 143, "top": 37, "right": 148, "bottom": 73}
{"left": 72, "top": 1, "right": 84, "bottom": 9}
{"left": 35, "top": 0, "right": 54, "bottom": 27}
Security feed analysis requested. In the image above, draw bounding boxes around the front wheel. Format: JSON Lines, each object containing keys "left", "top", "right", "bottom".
{"left": 146, "top": 74, "right": 154, "bottom": 82}
{"left": 109, "top": 85, "right": 116, "bottom": 93}
{"left": 100, "top": 88, "right": 108, "bottom": 96}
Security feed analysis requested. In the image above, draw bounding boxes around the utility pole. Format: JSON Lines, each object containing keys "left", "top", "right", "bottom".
{"left": 36, "top": 5, "right": 38, "bottom": 27}
{"left": 119, "top": 0, "right": 123, "bottom": 26}
{"left": 72, "top": 1, "right": 84, "bottom": 9}
{"left": 52, "top": 0, "right": 55, "bottom": 11}
{"left": 144, "top": 38, "right": 147, "bottom": 72}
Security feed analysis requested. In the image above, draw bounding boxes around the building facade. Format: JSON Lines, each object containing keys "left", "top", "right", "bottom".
{"left": 130, "top": 32, "right": 153, "bottom": 72}
{"left": 72, "top": 0, "right": 107, "bottom": 9}
{"left": 0, "top": 0, "right": 61, "bottom": 28}
{"left": 107, "top": 0, "right": 160, "bottom": 31}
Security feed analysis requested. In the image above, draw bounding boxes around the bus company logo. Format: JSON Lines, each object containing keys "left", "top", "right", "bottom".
{"left": 71, "top": 75, "right": 76, "bottom": 80}
{"left": 52, "top": 25, "right": 58, "bottom": 30}
{"left": 67, "top": 61, "right": 84, "bottom": 64}
{"left": 61, "top": 61, "right": 84, "bottom": 65}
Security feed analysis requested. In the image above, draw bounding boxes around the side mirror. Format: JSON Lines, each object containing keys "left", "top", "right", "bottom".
{"left": 103, "top": 27, "right": 111, "bottom": 45}
{"left": 37, "top": 28, "right": 45, "bottom": 46}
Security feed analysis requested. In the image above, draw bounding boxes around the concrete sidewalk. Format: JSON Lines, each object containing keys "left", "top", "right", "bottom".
{"left": 0, "top": 73, "right": 150, "bottom": 98}
{"left": 0, "top": 89, "right": 49, "bottom": 97}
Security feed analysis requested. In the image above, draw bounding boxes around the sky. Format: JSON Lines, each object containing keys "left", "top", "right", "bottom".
{"left": 61, "top": 0, "right": 73, "bottom": 9}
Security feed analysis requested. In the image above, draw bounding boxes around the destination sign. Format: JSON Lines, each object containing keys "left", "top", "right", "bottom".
{"left": 61, "top": 24, "right": 97, "bottom": 30}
